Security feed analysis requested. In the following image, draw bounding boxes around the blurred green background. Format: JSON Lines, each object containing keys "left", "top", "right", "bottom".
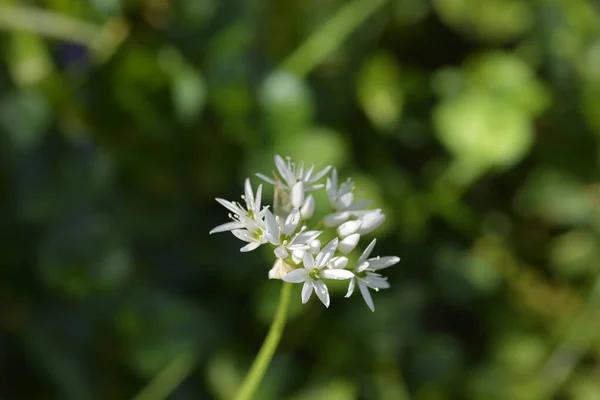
{"left": 2, "top": 0, "right": 600, "bottom": 399}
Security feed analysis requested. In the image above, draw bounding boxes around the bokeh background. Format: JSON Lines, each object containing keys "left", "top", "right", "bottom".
{"left": 2, "top": 0, "right": 600, "bottom": 399}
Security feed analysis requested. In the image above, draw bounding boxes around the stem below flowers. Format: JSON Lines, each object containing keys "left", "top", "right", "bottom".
{"left": 233, "top": 282, "right": 293, "bottom": 400}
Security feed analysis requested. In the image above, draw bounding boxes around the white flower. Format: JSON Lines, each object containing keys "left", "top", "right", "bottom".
{"left": 257, "top": 155, "right": 331, "bottom": 192}
{"left": 337, "top": 220, "right": 362, "bottom": 238}
{"left": 209, "top": 178, "right": 263, "bottom": 234}
{"left": 345, "top": 239, "right": 400, "bottom": 312}
{"left": 326, "top": 168, "right": 373, "bottom": 211}
{"left": 264, "top": 208, "right": 321, "bottom": 259}
{"left": 282, "top": 238, "right": 354, "bottom": 307}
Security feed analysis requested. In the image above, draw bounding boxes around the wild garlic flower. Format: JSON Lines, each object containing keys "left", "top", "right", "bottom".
{"left": 282, "top": 238, "right": 353, "bottom": 307}
{"left": 210, "top": 154, "right": 400, "bottom": 310}
{"left": 345, "top": 239, "right": 400, "bottom": 311}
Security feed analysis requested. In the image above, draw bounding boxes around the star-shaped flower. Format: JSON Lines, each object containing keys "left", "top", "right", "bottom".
{"left": 282, "top": 238, "right": 354, "bottom": 307}
{"left": 345, "top": 239, "right": 400, "bottom": 311}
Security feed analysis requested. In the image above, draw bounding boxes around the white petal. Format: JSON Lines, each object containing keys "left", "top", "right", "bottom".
{"left": 231, "top": 229, "right": 253, "bottom": 243}
{"left": 356, "top": 261, "right": 370, "bottom": 273}
{"left": 290, "top": 230, "right": 321, "bottom": 247}
{"left": 209, "top": 221, "right": 245, "bottom": 234}
{"left": 358, "top": 210, "right": 386, "bottom": 235}
{"left": 345, "top": 278, "right": 356, "bottom": 297}
{"left": 240, "top": 241, "right": 261, "bottom": 252}
{"left": 292, "top": 249, "right": 304, "bottom": 264}
{"left": 367, "top": 256, "right": 400, "bottom": 270}
{"left": 315, "top": 238, "right": 338, "bottom": 267}
{"left": 337, "top": 220, "right": 362, "bottom": 238}
{"left": 282, "top": 268, "right": 308, "bottom": 283}
{"left": 308, "top": 165, "right": 332, "bottom": 184}
{"left": 256, "top": 173, "right": 279, "bottom": 186}
{"left": 300, "top": 194, "right": 315, "bottom": 220}
{"left": 313, "top": 280, "right": 330, "bottom": 307}
{"left": 358, "top": 239, "right": 376, "bottom": 265}
{"left": 328, "top": 256, "right": 348, "bottom": 269}
{"left": 323, "top": 211, "right": 351, "bottom": 227}
{"left": 358, "top": 281, "right": 375, "bottom": 312}
{"left": 363, "top": 273, "right": 390, "bottom": 289}
{"left": 347, "top": 199, "right": 373, "bottom": 210}
{"left": 303, "top": 252, "right": 315, "bottom": 270}
{"left": 275, "top": 155, "right": 295, "bottom": 186}
{"left": 244, "top": 178, "right": 254, "bottom": 211}
{"left": 321, "top": 269, "right": 354, "bottom": 280}
{"left": 274, "top": 246, "right": 289, "bottom": 259}
{"left": 338, "top": 233, "right": 360, "bottom": 254}
{"left": 291, "top": 181, "right": 305, "bottom": 208}
{"left": 326, "top": 177, "right": 336, "bottom": 206}
{"left": 264, "top": 209, "right": 280, "bottom": 245}
{"left": 283, "top": 208, "right": 300, "bottom": 237}
{"left": 254, "top": 184, "right": 263, "bottom": 213}
{"left": 303, "top": 164, "right": 315, "bottom": 182}
{"left": 335, "top": 192, "right": 355, "bottom": 210}
{"left": 216, "top": 198, "right": 244, "bottom": 215}
{"left": 301, "top": 280, "right": 313, "bottom": 303}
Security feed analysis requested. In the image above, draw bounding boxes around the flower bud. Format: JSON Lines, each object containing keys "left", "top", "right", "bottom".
{"left": 308, "top": 239, "right": 321, "bottom": 254}
{"left": 328, "top": 256, "right": 349, "bottom": 269}
{"left": 358, "top": 210, "right": 385, "bottom": 235}
{"left": 323, "top": 211, "right": 350, "bottom": 227}
{"left": 300, "top": 194, "right": 315, "bottom": 219}
{"left": 292, "top": 249, "right": 305, "bottom": 264}
{"left": 338, "top": 233, "right": 360, "bottom": 254}
{"left": 291, "top": 181, "right": 305, "bottom": 208}
{"left": 337, "top": 220, "right": 362, "bottom": 238}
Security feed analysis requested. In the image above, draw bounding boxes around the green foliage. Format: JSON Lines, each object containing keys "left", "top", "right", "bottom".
{"left": 1, "top": 0, "right": 600, "bottom": 399}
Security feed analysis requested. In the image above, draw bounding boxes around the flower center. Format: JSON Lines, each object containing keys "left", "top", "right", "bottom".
{"left": 309, "top": 268, "right": 321, "bottom": 280}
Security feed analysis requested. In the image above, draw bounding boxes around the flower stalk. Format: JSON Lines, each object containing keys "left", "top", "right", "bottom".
{"left": 233, "top": 282, "right": 293, "bottom": 400}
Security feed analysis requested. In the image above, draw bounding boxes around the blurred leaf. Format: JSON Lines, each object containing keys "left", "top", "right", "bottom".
{"left": 7, "top": 31, "right": 54, "bottom": 86}
{"left": 356, "top": 52, "right": 404, "bottom": 132}
{"left": 550, "top": 230, "right": 598, "bottom": 278}
{"left": 286, "top": 379, "right": 357, "bottom": 400}
{"left": 434, "top": 92, "right": 533, "bottom": 171}
{"left": 260, "top": 71, "right": 314, "bottom": 136}
{"left": 206, "top": 353, "right": 242, "bottom": 400}
{"left": 432, "top": 0, "right": 533, "bottom": 41}
{"left": 159, "top": 47, "right": 207, "bottom": 125}
{"left": 0, "top": 89, "right": 50, "bottom": 152}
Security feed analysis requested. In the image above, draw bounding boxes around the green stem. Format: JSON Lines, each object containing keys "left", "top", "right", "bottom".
{"left": 233, "top": 282, "right": 293, "bottom": 400}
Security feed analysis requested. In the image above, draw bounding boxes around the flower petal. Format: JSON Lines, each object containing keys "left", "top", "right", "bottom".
{"left": 363, "top": 273, "right": 390, "bottom": 289}
{"left": 367, "top": 256, "right": 400, "bottom": 270}
{"left": 240, "top": 241, "right": 262, "bottom": 252}
{"left": 283, "top": 208, "right": 300, "bottom": 237}
{"left": 303, "top": 252, "right": 315, "bottom": 270}
{"left": 216, "top": 198, "right": 244, "bottom": 215}
{"left": 209, "top": 221, "right": 245, "bottom": 234}
{"left": 264, "top": 209, "right": 280, "bottom": 245}
{"left": 315, "top": 238, "right": 338, "bottom": 268}
{"left": 313, "top": 280, "right": 330, "bottom": 307}
{"left": 358, "top": 239, "right": 376, "bottom": 265}
{"left": 358, "top": 280, "right": 375, "bottom": 312}
{"left": 275, "top": 155, "right": 295, "bottom": 186}
{"left": 345, "top": 278, "right": 356, "bottom": 298}
{"left": 244, "top": 178, "right": 254, "bottom": 211}
{"left": 254, "top": 184, "right": 263, "bottom": 213}
{"left": 308, "top": 165, "right": 332, "bottom": 184}
{"left": 231, "top": 229, "right": 253, "bottom": 242}
{"left": 321, "top": 269, "right": 354, "bottom": 280}
{"left": 274, "top": 246, "right": 289, "bottom": 259}
{"left": 282, "top": 268, "right": 308, "bottom": 283}
{"left": 358, "top": 210, "right": 386, "bottom": 235}
{"left": 301, "top": 280, "right": 313, "bottom": 303}
{"left": 256, "top": 173, "right": 279, "bottom": 186}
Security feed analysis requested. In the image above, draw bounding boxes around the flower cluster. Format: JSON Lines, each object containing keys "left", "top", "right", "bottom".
{"left": 210, "top": 155, "right": 400, "bottom": 311}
